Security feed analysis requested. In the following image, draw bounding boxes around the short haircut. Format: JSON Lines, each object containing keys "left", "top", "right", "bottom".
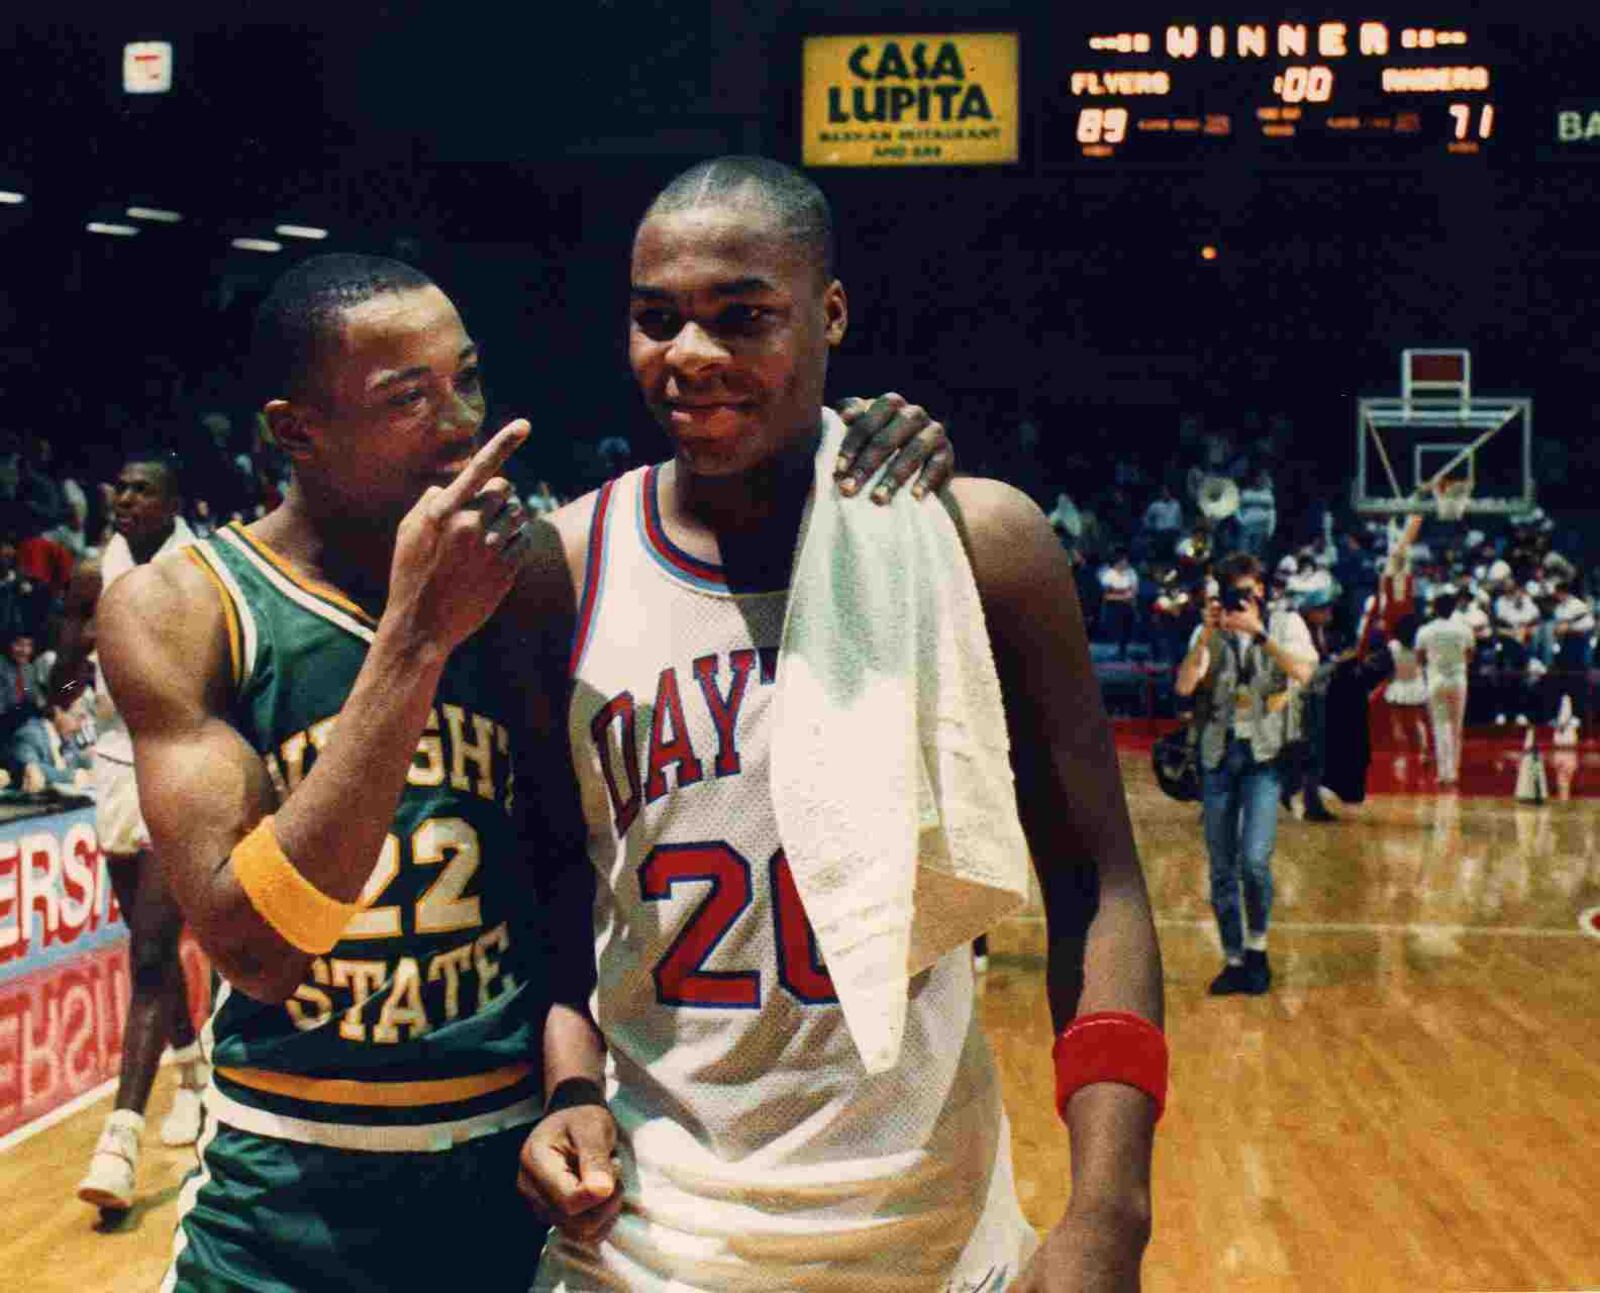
{"left": 121, "top": 449, "right": 182, "bottom": 499}
{"left": 643, "top": 156, "right": 835, "bottom": 282}
{"left": 252, "top": 253, "right": 435, "bottom": 402}
{"left": 1432, "top": 591, "right": 1459, "bottom": 618}
{"left": 1217, "top": 552, "right": 1265, "bottom": 585}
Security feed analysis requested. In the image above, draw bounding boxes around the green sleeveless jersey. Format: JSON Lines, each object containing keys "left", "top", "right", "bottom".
{"left": 187, "top": 522, "right": 546, "bottom": 1152}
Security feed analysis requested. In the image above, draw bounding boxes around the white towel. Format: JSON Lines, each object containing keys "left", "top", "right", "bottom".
{"left": 771, "top": 411, "right": 1030, "bottom": 1074}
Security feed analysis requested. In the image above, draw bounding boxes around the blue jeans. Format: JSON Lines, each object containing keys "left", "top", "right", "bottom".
{"left": 1202, "top": 737, "right": 1280, "bottom": 959}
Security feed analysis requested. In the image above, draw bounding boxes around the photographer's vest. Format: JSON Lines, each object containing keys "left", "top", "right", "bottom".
{"left": 1193, "top": 619, "right": 1295, "bottom": 770}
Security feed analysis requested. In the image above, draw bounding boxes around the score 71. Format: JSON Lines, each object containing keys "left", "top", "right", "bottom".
{"left": 1449, "top": 102, "right": 1495, "bottom": 140}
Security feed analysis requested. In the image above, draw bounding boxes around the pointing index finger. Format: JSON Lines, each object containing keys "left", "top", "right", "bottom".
{"left": 441, "top": 419, "right": 529, "bottom": 508}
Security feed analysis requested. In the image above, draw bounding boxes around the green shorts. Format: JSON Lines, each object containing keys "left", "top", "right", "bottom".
{"left": 164, "top": 1120, "right": 545, "bottom": 1292}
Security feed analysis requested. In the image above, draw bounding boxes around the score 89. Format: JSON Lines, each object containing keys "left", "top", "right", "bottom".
{"left": 1077, "top": 107, "right": 1129, "bottom": 144}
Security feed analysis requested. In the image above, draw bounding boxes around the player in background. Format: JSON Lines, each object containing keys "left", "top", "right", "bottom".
{"left": 520, "top": 157, "right": 1165, "bottom": 1292}
{"left": 1414, "top": 591, "right": 1475, "bottom": 787}
{"left": 52, "top": 454, "right": 208, "bottom": 1212}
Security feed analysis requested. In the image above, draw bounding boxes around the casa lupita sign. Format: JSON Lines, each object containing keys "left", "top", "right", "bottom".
{"left": 803, "top": 33, "right": 1020, "bottom": 167}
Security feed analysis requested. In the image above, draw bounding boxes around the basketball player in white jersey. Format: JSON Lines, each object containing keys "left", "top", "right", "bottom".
{"left": 50, "top": 454, "right": 210, "bottom": 1210}
{"left": 1414, "top": 590, "right": 1475, "bottom": 786}
{"left": 519, "top": 157, "right": 1165, "bottom": 1291}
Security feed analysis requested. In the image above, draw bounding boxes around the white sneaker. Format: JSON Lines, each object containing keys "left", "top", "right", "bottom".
{"left": 159, "top": 1043, "right": 210, "bottom": 1147}
{"left": 76, "top": 1110, "right": 143, "bottom": 1211}
{"left": 159, "top": 1086, "right": 205, "bottom": 1147}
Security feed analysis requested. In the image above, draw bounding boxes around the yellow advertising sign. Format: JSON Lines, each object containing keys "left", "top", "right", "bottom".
{"left": 803, "top": 33, "right": 1020, "bottom": 167}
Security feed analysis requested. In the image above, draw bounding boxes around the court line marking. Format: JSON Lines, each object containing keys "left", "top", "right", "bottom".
{"left": 0, "top": 1078, "right": 116, "bottom": 1155}
{"left": 1008, "top": 914, "right": 1588, "bottom": 940}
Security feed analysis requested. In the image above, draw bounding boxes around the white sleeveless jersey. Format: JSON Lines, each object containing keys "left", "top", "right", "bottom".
{"left": 541, "top": 465, "right": 1034, "bottom": 1292}
{"left": 94, "top": 518, "right": 196, "bottom": 762}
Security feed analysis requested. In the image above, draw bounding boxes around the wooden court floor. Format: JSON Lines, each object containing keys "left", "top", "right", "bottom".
{"left": 4, "top": 755, "right": 1597, "bottom": 1292}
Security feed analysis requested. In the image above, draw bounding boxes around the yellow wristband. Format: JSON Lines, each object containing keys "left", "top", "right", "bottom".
{"left": 231, "top": 816, "right": 359, "bottom": 955}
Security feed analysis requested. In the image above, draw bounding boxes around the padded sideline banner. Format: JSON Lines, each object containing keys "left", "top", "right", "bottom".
{"left": 0, "top": 807, "right": 120, "bottom": 980}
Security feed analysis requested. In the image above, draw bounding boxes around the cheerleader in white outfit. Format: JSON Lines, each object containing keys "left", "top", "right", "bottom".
{"left": 1383, "top": 611, "right": 1432, "bottom": 760}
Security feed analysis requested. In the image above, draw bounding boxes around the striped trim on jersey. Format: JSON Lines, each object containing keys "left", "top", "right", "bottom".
{"left": 204, "top": 1084, "right": 540, "bottom": 1152}
{"left": 570, "top": 478, "right": 618, "bottom": 676}
{"left": 217, "top": 523, "right": 377, "bottom": 643}
{"left": 639, "top": 464, "right": 729, "bottom": 593}
{"left": 216, "top": 1061, "right": 534, "bottom": 1108}
{"left": 183, "top": 543, "right": 261, "bottom": 690}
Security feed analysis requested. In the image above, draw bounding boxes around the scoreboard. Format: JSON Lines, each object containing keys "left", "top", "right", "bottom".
{"left": 1050, "top": 18, "right": 1498, "bottom": 166}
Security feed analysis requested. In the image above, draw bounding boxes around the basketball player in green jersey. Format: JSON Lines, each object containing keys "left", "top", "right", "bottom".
{"left": 96, "top": 253, "right": 955, "bottom": 1291}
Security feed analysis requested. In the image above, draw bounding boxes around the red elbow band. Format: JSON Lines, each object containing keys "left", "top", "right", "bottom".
{"left": 1053, "top": 1011, "right": 1169, "bottom": 1123}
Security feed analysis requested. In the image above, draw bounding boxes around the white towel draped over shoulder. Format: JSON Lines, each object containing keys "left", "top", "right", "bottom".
{"left": 771, "top": 410, "right": 1030, "bottom": 1074}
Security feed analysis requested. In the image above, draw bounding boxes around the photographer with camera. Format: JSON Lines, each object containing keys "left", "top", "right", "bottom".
{"left": 1175, "top": 553, "right": 1317, "bottom": 995}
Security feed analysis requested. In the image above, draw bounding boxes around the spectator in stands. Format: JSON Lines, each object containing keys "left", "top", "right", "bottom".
{"left": 1, "top": 630, "right": 49, "bottom": 737}
{"left": 19, "top": 434, "right": 68, "bottom": 534}
{"left": 47, "top": 494, "right": 92, "bottom": 560}
{"left": 0, "top": 526, "right": 46, "bottom": 641}
{"left": 1099, "top": 485, "right": 1136, "bottom": 551}
{"left": 1548, "top": 577, "right": 1594, "bottom": 722}
{"left": 17, "top": 524, "right": 76, "bottom": 601}
{"left": 1174, "top": 552, "right": 1316, "bottom": 995}
{"left": 1236, "top": 467, "right": 1276, "bottom": 558}
{"left": 597, "top": 431, "right": 632, "bottom": 477}
{"left": 1141, "top": 483, "right": 1183, "bottom": 560}
{"left": 1175, "top": 522, "right": 1211, "bottom": 586}
{"left": 1149, "top": 569, "right": 1196, "bottom": 666}
{"left": 60, "top": 472, "right": 91, "bottom": 536}
{"left": 188, "top": 412, "right": 255, "bottom": 522}
{"left": 1492, "top": 576, "right": 1541, "bottom": 724}
{"left": 525, "top": 480, "right": 561, "bottom": 517}
{"left": 1047, "top": 491, "right": 1084, "bottom": 548}
{"left": 189, "top": 498, "right": 217, "bottom": 538}
{"left": 0, "top": 429, "right": 19, "bottom": 503}
{"left": 1457, "top": 584, "right": 1493, "bottom": 645}
{"left": 1271, "top": 555, "right": 1298, "bottom": 606}
{"left": 11, "top": 696, "right": 94, "bottom": 792}
{"left": 1097, "top": 549, "right": 1139, "bottom": 659}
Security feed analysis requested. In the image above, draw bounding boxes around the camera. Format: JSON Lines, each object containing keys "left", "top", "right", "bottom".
{"left": 1220, "top": 584, "right": 1253, "bottom": 613}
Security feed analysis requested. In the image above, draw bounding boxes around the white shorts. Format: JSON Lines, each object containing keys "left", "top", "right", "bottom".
{"left": 95, "top": 755, "right": 150, "bottom": 857}
{"left": 535, "top": 1125, "right": 1038, "bottom": 1292}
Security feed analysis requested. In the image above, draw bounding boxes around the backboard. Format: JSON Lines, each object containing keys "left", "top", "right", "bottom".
{"left": 1354, "top": 348, "right": 1533, "bottom": 517}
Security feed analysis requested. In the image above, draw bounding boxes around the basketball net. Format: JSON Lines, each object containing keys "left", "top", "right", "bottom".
{"left": 1436, "top": 479, "right": 1472, "bottom": 523}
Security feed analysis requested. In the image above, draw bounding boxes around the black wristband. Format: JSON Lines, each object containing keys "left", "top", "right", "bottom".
{"left": 542, "top": 1076, "right": 607, "bottom": 1116}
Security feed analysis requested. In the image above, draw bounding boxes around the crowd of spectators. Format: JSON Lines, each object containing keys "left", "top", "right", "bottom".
{"left": 1052, "top": 426, "right": 1596, "bottom": 731}
{"left": 1, "top": 404, "right": 1591, "bottom": 787}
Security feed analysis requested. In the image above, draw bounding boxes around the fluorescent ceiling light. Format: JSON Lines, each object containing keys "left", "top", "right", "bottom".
{"left": 87, "top": 221, "right": 139, "bottom": 236}
{"left": 231, "top": 237, "right": 283, "bottom": 253}
{"left": 127, "top": 206, "right": 182, "bottom": 223}
{"left": 0, "top": 191, "right": 25, "bottom": 205}
{"left": 274, "top": 223, "right": 328, "bottom": 240}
